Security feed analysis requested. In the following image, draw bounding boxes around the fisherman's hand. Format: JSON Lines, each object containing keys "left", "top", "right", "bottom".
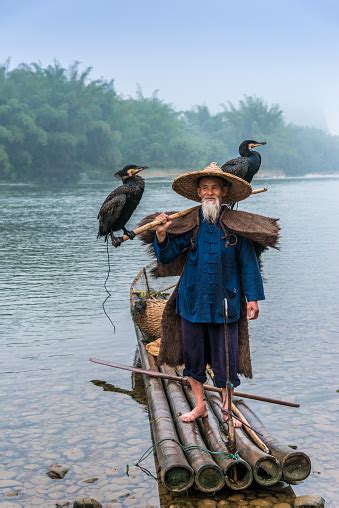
{"left": 155, "top": 213, "right": 173, "bottom": 243}
{"left": 247, "top": 301, "right": 259, "bottom": 320}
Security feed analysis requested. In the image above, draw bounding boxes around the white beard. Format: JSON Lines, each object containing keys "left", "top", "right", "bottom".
{"left": 201, "top": 197, "right": 221, "bottom": 223}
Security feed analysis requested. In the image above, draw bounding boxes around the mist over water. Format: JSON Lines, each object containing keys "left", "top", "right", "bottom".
{"left": 0, "top": 177, "right": 339, "bottom": 506}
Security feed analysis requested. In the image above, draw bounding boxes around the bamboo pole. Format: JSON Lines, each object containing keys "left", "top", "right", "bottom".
{"left": 177, "top": 372, "right": 253, "bottom": 491}
{"left": 235, "top": 400, "right": 311, "bottom": 483}
{"left": 206, "top": 391, "right": 282, "bottom": 487}
{"left": 159, "top": 364, "right": 225, "bottom": 493}
{"left": 122, "top": 206, "right": 198, "bottom": 242}
{"left": 135, "top": 328, "right": 194, "bottom": 492}
{"left": 251, "top": 187, "right": 267, "bottom": 195}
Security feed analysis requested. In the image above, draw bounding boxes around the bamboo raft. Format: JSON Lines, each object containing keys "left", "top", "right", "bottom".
{"left": 129, "top": 265, "right": 311, "bottom": 493}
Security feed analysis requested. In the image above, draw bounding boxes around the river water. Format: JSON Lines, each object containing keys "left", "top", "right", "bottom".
{"left": 0, "top": 176, "right": 338, "bottom": 507}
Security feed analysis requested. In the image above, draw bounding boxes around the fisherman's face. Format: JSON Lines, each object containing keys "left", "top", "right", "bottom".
{"left": 197, "top": 177, "right": 228, "bottom": 202}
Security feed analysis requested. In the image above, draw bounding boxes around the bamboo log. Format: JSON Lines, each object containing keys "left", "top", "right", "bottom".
{"left": 136, "top": 328, "right": 194, "bottom": 492}
{"left": 235, "top": 400, "right": 311, "bottom": 483}
{"left": 178, "top": 375, "right": 253, "bottom": 490}
{"left": 160, "top": 365, "right": 225, "bottom": 493}
{"left": 206, "top": 391, "right": 282, "bottom": 486}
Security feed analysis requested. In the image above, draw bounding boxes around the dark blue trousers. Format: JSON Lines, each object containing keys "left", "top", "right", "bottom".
{"left": 180, "top": 317, "right": 240, "bottom": 388}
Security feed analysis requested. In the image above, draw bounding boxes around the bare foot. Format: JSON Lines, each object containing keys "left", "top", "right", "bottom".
{"left": 222, "top": 409, "right": 242, "bottom": 428}
{"left": 180, "top": 406, "right": 208, "bottom": 423}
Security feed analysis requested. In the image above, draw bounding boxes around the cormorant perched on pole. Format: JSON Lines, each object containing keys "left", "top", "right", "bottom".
{"left": 221, "top": 140, "right": 267, "bottom": 183}
{"left": 97, "top": 164, "right": 148, "bottom": 248}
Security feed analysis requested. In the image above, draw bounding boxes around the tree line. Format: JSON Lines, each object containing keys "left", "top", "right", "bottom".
{"left": 0, "top": 61, "right": 338, "bottom": 183}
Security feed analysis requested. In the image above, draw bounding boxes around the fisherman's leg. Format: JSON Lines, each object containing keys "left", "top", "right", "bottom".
{"left": 209, "top": 322, "right": 242, "bottom": 427}
{"left": 180, "top": 318, "right": 208, "bottom": 422}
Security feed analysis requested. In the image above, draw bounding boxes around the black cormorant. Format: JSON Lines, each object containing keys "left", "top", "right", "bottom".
{"left": 97, "top": 164, "right": 148, "bottom": 247}
{"left": 221, "top": 140, "right": 267, "bottom": 183}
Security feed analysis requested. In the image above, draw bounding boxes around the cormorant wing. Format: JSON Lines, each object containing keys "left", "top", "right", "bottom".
{"left": 221, "top": 156, "right": 249, "bottom": 180}
{"left": 97, "top": 192, "right": 127, "bottom": 238}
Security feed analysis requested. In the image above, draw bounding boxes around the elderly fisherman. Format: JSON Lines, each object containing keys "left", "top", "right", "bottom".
{"left": 139, "top": 162, "right": 279, "bottom": 424}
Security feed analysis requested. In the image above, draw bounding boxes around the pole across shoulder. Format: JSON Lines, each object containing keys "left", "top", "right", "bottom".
{"left": 121, "top": 187, "right": 267, "bottom": 243}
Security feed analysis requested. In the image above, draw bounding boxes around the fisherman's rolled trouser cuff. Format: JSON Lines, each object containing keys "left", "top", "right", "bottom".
{"left": 180, "top": 317, "right": 240, "bottom": 389}
{"left": 183, "top": 368, "right": 207, "bottom": 384}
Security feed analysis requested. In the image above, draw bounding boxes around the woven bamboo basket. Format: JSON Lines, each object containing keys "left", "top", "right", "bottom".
{"left": 134, "top": 297, "right": 167, "bottom": 341}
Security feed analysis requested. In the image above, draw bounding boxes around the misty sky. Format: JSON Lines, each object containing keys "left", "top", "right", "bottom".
{"left": 1, "top": 0, "right": 339, "bottom": 134}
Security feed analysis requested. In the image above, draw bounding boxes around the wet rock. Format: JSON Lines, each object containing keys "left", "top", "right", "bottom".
{"left": 56, "top": 502, "right": 71, "bottom": 507}
{"left": 273, "top": 503, "right": 292, "bottom": 508}
{"left": 31, "top": 474, "right": 52, "bottom": 485}
{"left": 82, "top": 477, "right": 99, "bottom": 484}
{"left": 0, "top": 480, "right": 20, "bottom": 488}
{"left": 3, "top": 491, "right": 19, "bottom": 498}
{"left": 23, "top": 464, "right": 38, "bottom": 470}
{"left": 73, "top": 497, "right": 102, "bottom": 508}
{"left": 228, "top": 494, "right": 245, "bottom": 501}
{"left": 248, "top": 500, "right": 273, "bottom": 507}
{"left": 64, "top": 448, "right": 85, "bottom": 460}
{"left": 0, "top": 503, "right": 22, "bottom": 508}
{"left": 47, "top": 464, "right": 70, "bottom": 479}
{"left": 197, "top": 500, "right": 218, "bottom": 508}
{"left": 0, "top": 470, "right": 16, "bottom": 480}
{"left": 66, "top": 485, "right": 82, "bottom": 494}
{"left": 293, "top": 495, "right": 325, "bottom": 507}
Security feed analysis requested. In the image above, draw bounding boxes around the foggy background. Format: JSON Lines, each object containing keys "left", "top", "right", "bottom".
{"left": 1, "top": 0, "right": 338, "bottom": 134}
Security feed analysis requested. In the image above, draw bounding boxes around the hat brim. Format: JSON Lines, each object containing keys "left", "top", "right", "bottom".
{"left": 172, "top": 170, "right": 252, "bottom": 204}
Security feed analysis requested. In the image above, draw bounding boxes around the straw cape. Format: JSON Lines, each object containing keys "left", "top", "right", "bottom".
{"left": 172, "top": 161, "right": 252, "bottom": 204}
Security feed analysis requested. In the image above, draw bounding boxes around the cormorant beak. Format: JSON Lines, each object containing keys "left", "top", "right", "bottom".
{"left": 250, "top": 142, "right": 267, "bottom": 149}
{"left": 133, "top": 165, "right": 148, "bottom": 175}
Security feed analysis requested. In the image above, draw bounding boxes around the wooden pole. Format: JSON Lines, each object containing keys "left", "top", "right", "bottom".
{"left": 251, "top": 187, "right": 267, "bottom": 195}
{"left": 231, "top": 403, "right": 269, "bottom": 453}
{"left": 89, "top": 358, "right": 300, "bottom": 408}
{"left": 121, "top": 206, "right": 198, "bottom": 242}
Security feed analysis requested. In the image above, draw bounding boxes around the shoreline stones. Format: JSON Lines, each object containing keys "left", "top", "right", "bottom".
{"left": 294, "top": 495, "right": 325, "bottom": 507}
{"left": 73, "top": 497, "right": 102, "bottom": 508}
{"left": 47, "top": 464, "right": 70, "bottom": 479}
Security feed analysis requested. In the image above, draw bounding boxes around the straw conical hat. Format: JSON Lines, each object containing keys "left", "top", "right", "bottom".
{"left": 172, "top": 162, "right": 252, "bottom": 204}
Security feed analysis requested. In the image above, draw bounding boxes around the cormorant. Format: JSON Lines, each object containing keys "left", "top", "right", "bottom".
{"left": 221, "top": 140, "right": 267, "bottom": 183}
{"left": 97, "top": 164, "right": 148, "bottom": 247}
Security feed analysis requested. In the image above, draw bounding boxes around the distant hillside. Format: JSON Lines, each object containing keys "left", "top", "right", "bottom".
{"left": 1, "top": 61, "right": 339, "bottom": 183}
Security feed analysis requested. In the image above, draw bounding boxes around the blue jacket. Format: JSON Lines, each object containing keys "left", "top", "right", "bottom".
{"left": 153, "top": 212, "right": 265, "bottom": 324}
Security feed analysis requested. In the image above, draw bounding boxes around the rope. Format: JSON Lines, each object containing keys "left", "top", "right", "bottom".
{"left": 102, "top": 240, "right": 116, "bottom": 333}
{"left": 227, "top": 451, "right": 240, "bottom": 461}
{"left": 126, "top": 437, "right": 240, "bottom": 478}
